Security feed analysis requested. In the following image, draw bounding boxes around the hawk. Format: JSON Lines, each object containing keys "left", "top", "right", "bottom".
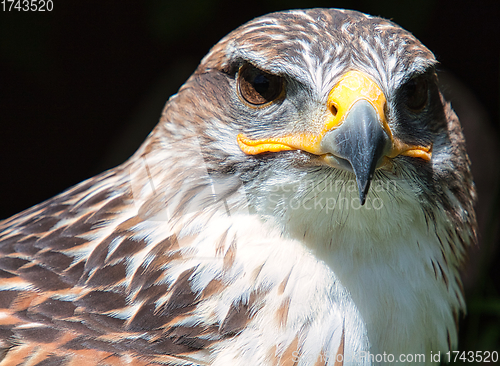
{"left": 0, "top": 8, "right": 476, "bottom": 366}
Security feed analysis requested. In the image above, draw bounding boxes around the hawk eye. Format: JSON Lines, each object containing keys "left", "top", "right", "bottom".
{"left": 403, "top": 75, "right": 429, "bottom": 111}
{"left": 238, "top": 64, "right": 284, "bottom": 106}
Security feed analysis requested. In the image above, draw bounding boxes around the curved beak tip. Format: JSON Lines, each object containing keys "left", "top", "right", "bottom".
{"left": 356, "top": 173, "right": 372, "bottom": 206}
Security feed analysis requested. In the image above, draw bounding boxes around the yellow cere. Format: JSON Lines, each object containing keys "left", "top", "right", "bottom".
{"left": 324, "top": 70, "right": 387, "bottom": 134}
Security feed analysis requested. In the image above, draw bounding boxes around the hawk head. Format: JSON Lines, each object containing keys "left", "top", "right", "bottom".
{"left": 154, "top": 9, "right": 475, "bottom": 251}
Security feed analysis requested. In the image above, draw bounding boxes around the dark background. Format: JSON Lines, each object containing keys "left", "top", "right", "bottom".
{"left": 1, "top": 0, "right": 499, "bottom": 360}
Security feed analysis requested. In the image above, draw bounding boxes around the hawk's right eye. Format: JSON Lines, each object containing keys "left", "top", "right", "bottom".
{"left": 237, "top": 64, "right": 284, "bottom": 106}
{"left": 402, "top": 75, "right": 429, "bottom": 111}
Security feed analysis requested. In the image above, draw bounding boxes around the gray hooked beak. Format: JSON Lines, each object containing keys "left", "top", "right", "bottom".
{"left": 320, "top": 99, "right": 391, "bottom": 205}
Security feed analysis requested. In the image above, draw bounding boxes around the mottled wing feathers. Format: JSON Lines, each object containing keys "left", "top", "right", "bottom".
{"left": 0, "top": 170, "right": 217, "bottom": 365}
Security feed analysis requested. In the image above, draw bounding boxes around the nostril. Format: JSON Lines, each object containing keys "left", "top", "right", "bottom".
{"left": 330, "top": 104, "right": 338, "bottom": 116}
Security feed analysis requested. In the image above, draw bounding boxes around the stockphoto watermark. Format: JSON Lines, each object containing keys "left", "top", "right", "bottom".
{"left": 268, "top": 178, "right": 398, "bottom": 194}
{"left": 292, "top": 350, "right": 499, "bottom": 364}
{"left": 269, "top": 193, "right": 385, "bottom": 211}
{"left": 293, "top": 350, "right": 426, "bottom": 364}
{"left": 268, "top": 178, "right": 398, "bottom": 212}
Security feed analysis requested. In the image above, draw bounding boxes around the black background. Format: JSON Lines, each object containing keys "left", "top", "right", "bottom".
{"left": 1, "top": 0, "right": 499, "bottom": 357}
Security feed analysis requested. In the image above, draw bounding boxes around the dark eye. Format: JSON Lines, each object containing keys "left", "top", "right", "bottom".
{"left": 238, "top": 63, "right": 284, "bottom": 106}
{"left": 403, "top": 75, "right": 428, "bottom": 111}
